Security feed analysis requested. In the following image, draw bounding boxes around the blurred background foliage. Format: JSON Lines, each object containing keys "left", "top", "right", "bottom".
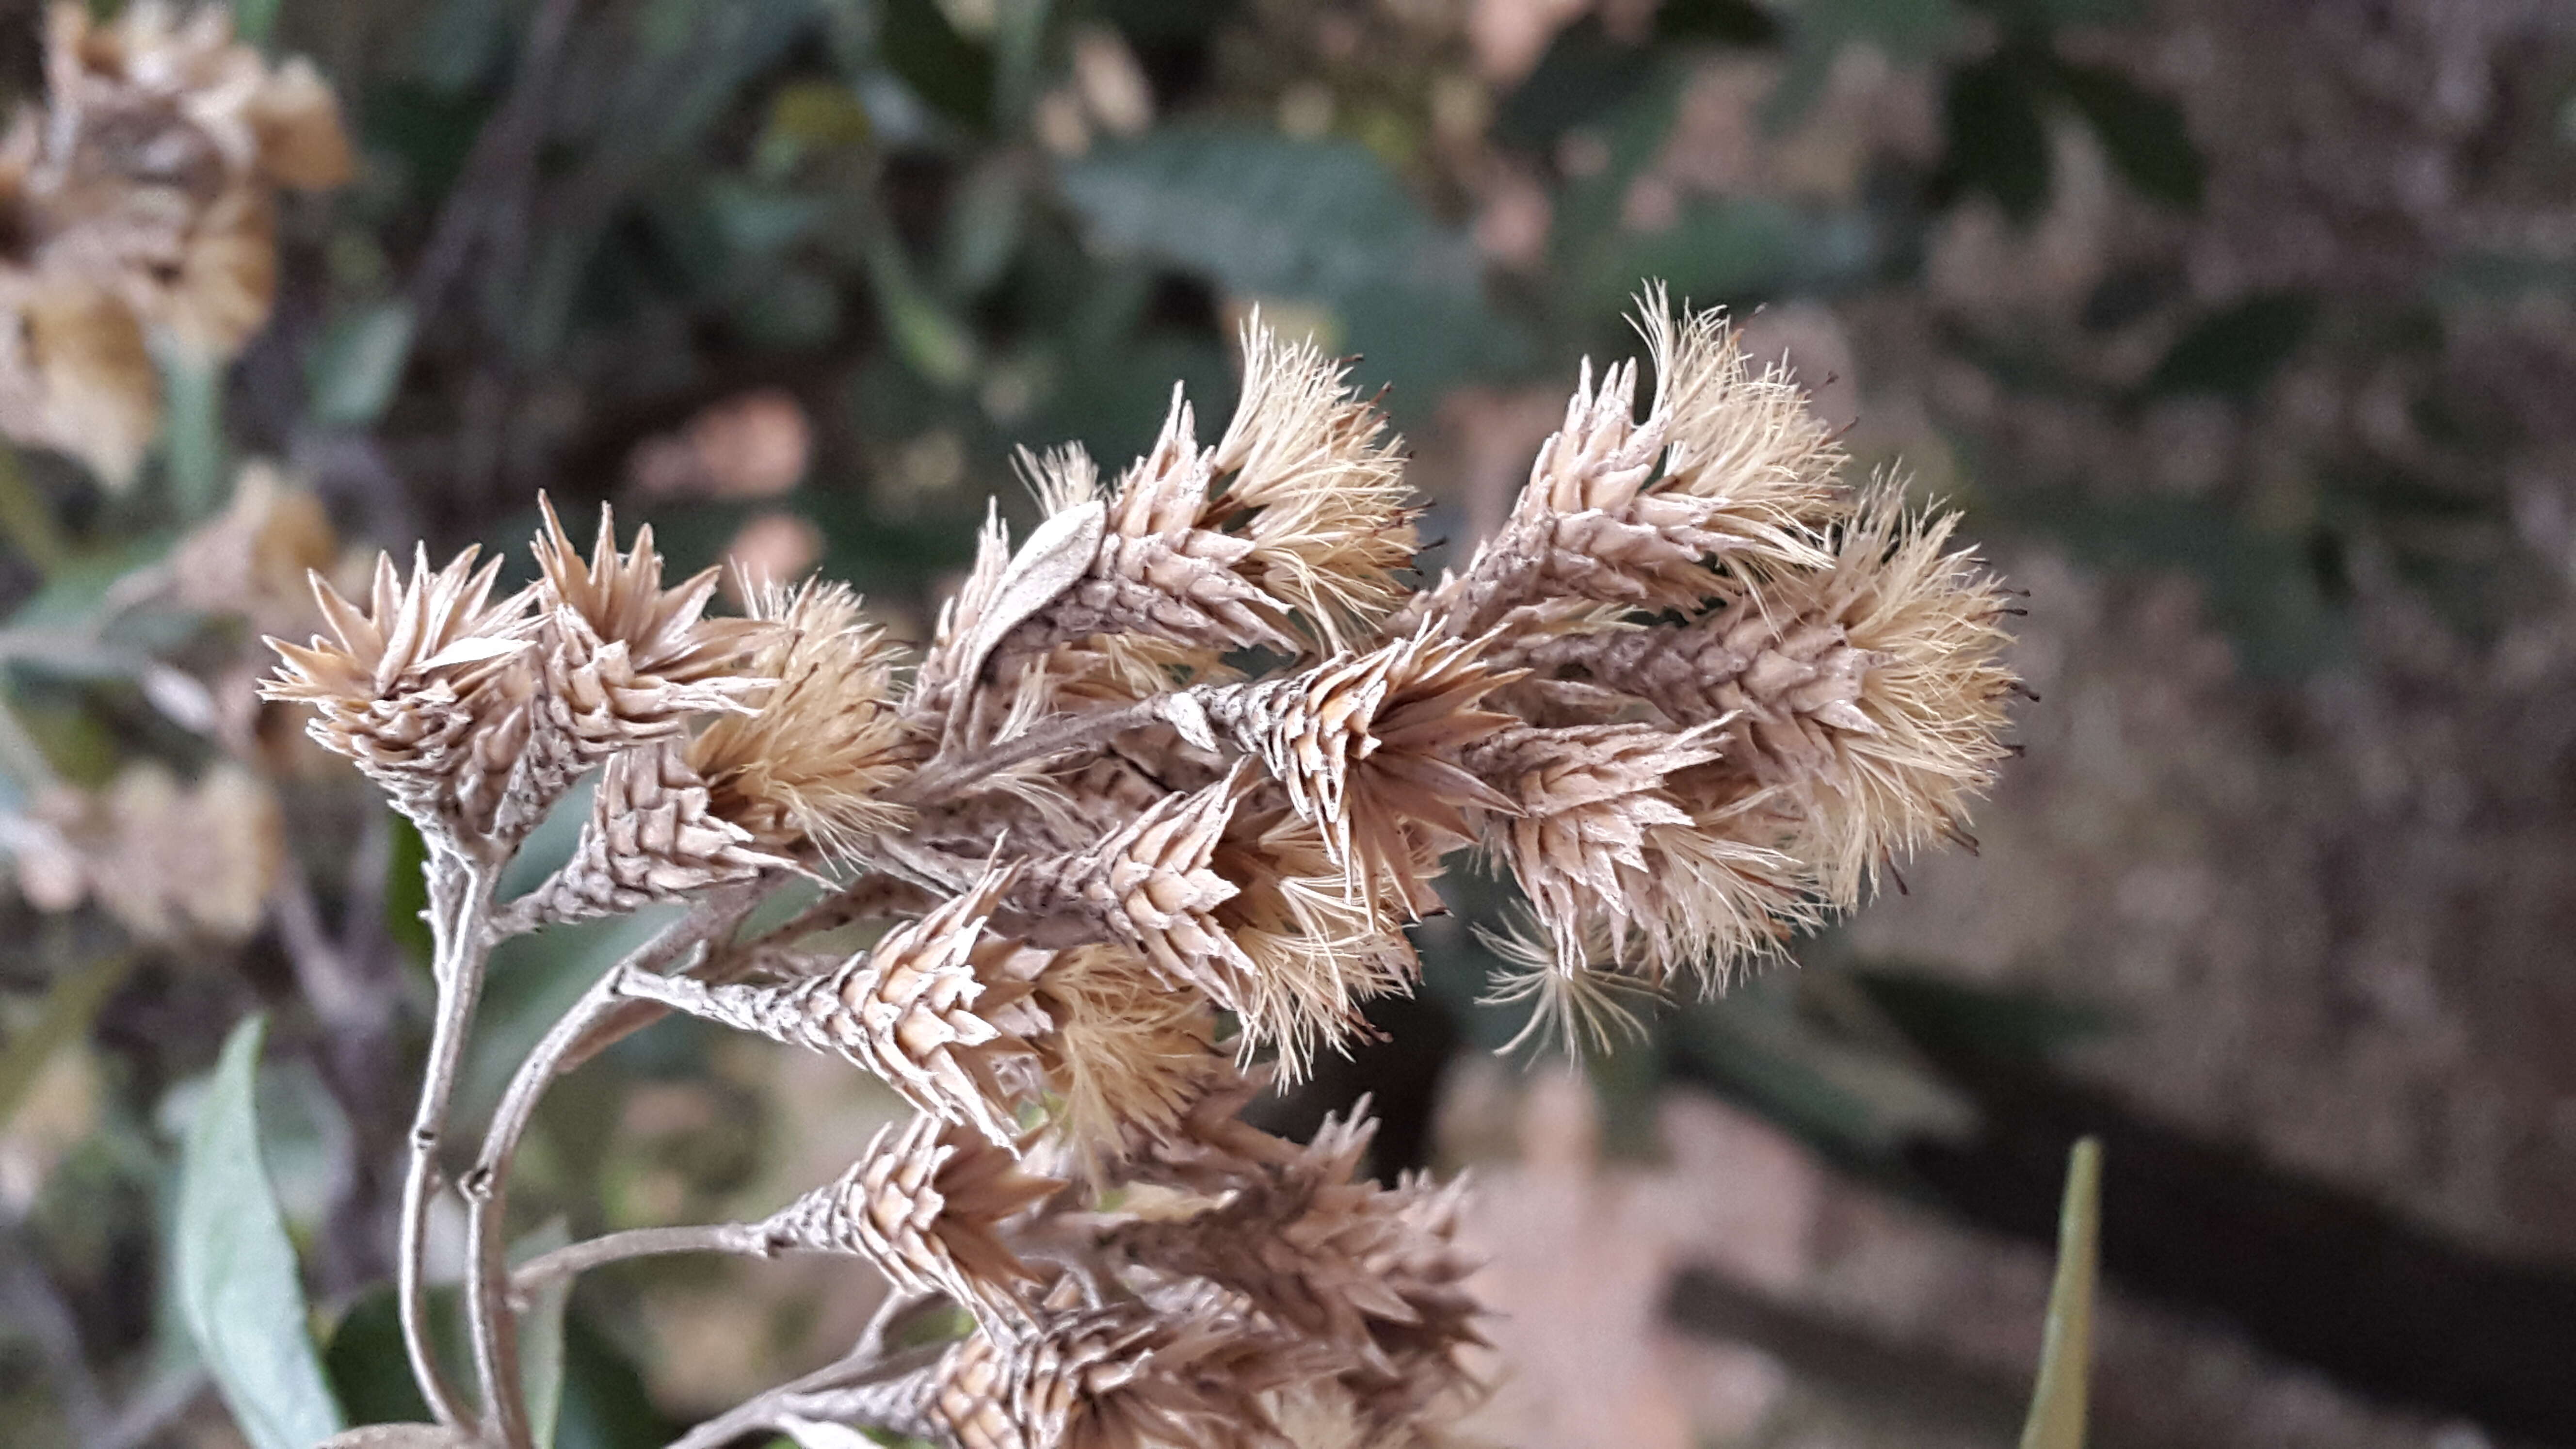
{"left": 5, "top": 0, "right": 2576, "bottom": 1446}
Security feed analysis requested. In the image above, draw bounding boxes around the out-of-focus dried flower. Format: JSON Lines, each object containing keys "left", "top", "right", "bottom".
{"left": 166, "top": 462, "right": 338, "bottom": 632}
{"left": 628, "top": 388, "right": 812, "bottom": 500}
{"left": 22, "top": 761, "right": 283, "bottom": 939}
{"left": 0, "top": 4, "right": 349, "bottom": 485}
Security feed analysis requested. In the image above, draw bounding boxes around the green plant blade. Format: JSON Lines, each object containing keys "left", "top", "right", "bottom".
{"left": 177, "top": 1014, "right": 347, "bottom": 1449}
{"left": 515, "top": 1220, "right": 573, "bottom": 1449}
{"left": 2020, "top": 1136, "right": 2103, "bottom": 1449}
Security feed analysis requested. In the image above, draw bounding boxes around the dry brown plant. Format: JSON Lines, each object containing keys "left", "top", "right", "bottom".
{"left": 267, "top": 289, "right": 2017, "bottom": 1449}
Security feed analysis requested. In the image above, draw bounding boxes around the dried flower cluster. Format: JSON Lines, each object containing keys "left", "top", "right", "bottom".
{"left": 0, "top": 1, "right": 351, "bottom": 487}
{"left": 267, "top": 290, "right": 2016, "bottom": 1449}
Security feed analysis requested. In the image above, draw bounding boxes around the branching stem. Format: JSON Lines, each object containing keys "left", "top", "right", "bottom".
{"left": 397, "top": 848, "right": 496, "bottom": 1431}
{"left": 894, "top": 697, "right": 1164, "bottom": 804}
{"left": 508, "top": 1222, "right": 777, "bottom": 1305}
{"left": 461, "top": 886, "right": 770, "bottom": 1449}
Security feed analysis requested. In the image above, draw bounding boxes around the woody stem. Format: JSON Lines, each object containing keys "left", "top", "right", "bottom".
{"left": 397, "top": 848, "right": 496, "bottom": 1432}
{"left": 460, "top": 885, "right": 769, "bottom": 1449}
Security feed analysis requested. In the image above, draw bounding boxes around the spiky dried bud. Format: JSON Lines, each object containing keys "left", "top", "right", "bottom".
{"left": 617, "top": 867, "right": 1051, "bottom": 1146}
{"left": 757, "top": 1114, "right": 1061, "bottom": 1320}
{"left": 1010, "top": 768, "right": 1257, "bottom": 1000}
{"left": 261, "top": 547, "right": 534, "bottom": 841}
{"left": 1021, "top": 423, "right": 1302, "bottom": 657}
{"left": 1207, "top": 320, "right": 1417, "bottom": 649}
{"left": 1514, "top": 491, "right": 2017, "bottom": 902}
{"left": 1185, "top": 629, "right": 1520, "bottom": 920}
{"left": 1402, "top": 292, "right": 1841, "bottom": 643}
{"left": 1102, "top": 1109, "right": 1485, "bottom": 1433}
{"left": 843, "top": 1283, "right": 1336, "bottom": 1449}
{"left": 506, "top": 740, "right": 791, "bottom": 927}
{"left": 686, "top": 578, "right": 912, "bottom": 861}
{"left": 1026, "top": 944, "right": 1231, "bottom": 1173}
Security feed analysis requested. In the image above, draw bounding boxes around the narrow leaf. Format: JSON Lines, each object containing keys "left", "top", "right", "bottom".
{"left": 307, "top": 304, "right": 419, "bottom": 430}
{"left": 515, "top": 1220, "right": 574, "bottom": 1449}
{"left": 956, "top": 500, "right": 1106, "bottom": 687}
{"left": 2020, "top": 1136, "right": 2102, "bottom": 1449}
{"left": 177, "top": 1014, "right": 348, "bottom": 1449}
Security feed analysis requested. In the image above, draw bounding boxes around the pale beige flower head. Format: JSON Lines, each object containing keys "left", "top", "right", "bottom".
{"left": 685, "top": 576, "right": 912, "bottom": 861}
{"left": 261, "top": 544, "right": 533, "bottom": 832}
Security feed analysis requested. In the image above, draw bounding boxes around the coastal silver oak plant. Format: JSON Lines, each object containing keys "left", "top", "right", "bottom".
{"left": 265, "top": 291, "right": 2020, "bottom": 1449}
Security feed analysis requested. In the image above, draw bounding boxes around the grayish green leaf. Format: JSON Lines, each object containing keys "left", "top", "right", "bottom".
{"left": 308, "top": 305, "right": 419, "bottom": 430}
{"left": 176, "top": 1014, "right": 347, "bottom": 1449}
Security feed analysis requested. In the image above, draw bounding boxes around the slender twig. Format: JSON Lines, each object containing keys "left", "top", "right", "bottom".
{"left": 509, "top": 1222, "right": 778, "bottom": 1305}
{"left": 893, "top": 697, "right": 1164, "bottom": 804}
{"left": 461, "top": 886, "right": 769, "bottom": 1449}
{"left": 660, "top": 1340, "right": 950, "bottom": 1449}
{"left": 397, "top": 848, "right": 496, "bottom": 1431}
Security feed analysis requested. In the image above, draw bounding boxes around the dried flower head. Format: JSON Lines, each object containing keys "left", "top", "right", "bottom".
{"left": 685, "top": 577, "right": 912, "bottom": 861}
{"left": 617, "top": 865, "right": 1049, "bottom": 1147}
{"left": 262, "top": 280, "right": 2017, "bottom": 1449}
{"left": 261, "top": 546, "right": 532, "bottom": 837}
{"left": 758, "top": 1113, "right": 1062, "bottom": 1319}
{"left": 1189, "top": 628, "right": 1521, "bottom": 921}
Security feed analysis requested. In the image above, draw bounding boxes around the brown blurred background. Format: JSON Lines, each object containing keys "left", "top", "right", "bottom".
{"left": 3, "top": 0, "right": 2576, "bottom": 1446}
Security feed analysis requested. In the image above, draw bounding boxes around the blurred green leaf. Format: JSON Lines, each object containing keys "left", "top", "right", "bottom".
{"left": 157, "top": 345, "right": 228, "bottom": 520}
{"left": 234, "top": 0, "right": 282, "bottom": 48}
{"left": 1494, "top": 19, "right": 1659, "bottom": 149}
{"left": 2143, "top": 291, "right": 2316, "bottom": 398}
{"left": 1656, "top": 0, "right": 1783, "bottom": 44}
{"left": 943, "top": 159, "right": 1028, "bottom": 296}
{"left": 1855, "top": 970, "right": 2117, "bottom": 1065}
{"left": 758, "top": 80, "right": 873, "bottom": 175}
{"left": 1942, "top": 53, "right": 2052, "bottom": 222}
{"left": 176, "top": 1015, "right": 347, "bottom": 1449}
{"left": 309, "top": 304, "right": 419, "bottom": 430}
{"left": 2020, "top": 1137, "right": 2102, "bottom": 1449}
{"left": 517, "top": 1220, "right": 573, "bottom": 1449}
{"left": 2051, "top": 59, "right": 2203, "bottom": 208}
{"left": 1057, "top": 128, "right": 1480, "bottom": 310}
{"left": 1998, "top": 489, "right": 2348, "bottom": 676}
{"left": 0, "top": 446, "right": 68, "bottom": 576}
{"left": 881, "top": 0, "right": 994, "bottom": 129}
{"left": 323, "top": 1288, "right": 435, "bottom": 1426}
{"left": 556, "top": 1312, "right": 675, "bottom": 1449}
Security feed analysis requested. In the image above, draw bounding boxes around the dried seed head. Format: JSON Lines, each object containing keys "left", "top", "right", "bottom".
{"left": 529, "top": 498, "right": 769, "bottom": 752}
{"left": 1208, "top": 319, "right": 1417, "bottom": 649}
{"left": 261, "top": 545, "right": 533, "bottom": 839}
{"left": 506, "top": 739, "right": 791, "bottom": 927}
{"left": 758, "top": 1113, "right": 1061, "bottom": 1321}
{"left": 1208, "top": 801, "right": 1417, "bottom": 1076}
{"left": 1197, "top": 629, "right": 1520, "bottom": 920}
{"left": 1401, "top": 290, "right": 1841, "bottom": 643}
{"left": 1103, "top": 1107, "right": 1485, "bottom": 1432}
{"left": 1464, "top": 722, "right": 1809, "bottom": 992}
{"left": 908, "top": 1284, "right": 1333, "bottom": 1449}
{"left": 1520, "top": 490, "right": 2016, "bottom": 902}
{"left": 1028, "top": 943, "right": 1230, "bottom": 1175}
{"left": 686, "top": 577, "right": 912, "bottom": 862}
{"left": 618, "top": 866, "right": 1050, "bottom": 1147}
